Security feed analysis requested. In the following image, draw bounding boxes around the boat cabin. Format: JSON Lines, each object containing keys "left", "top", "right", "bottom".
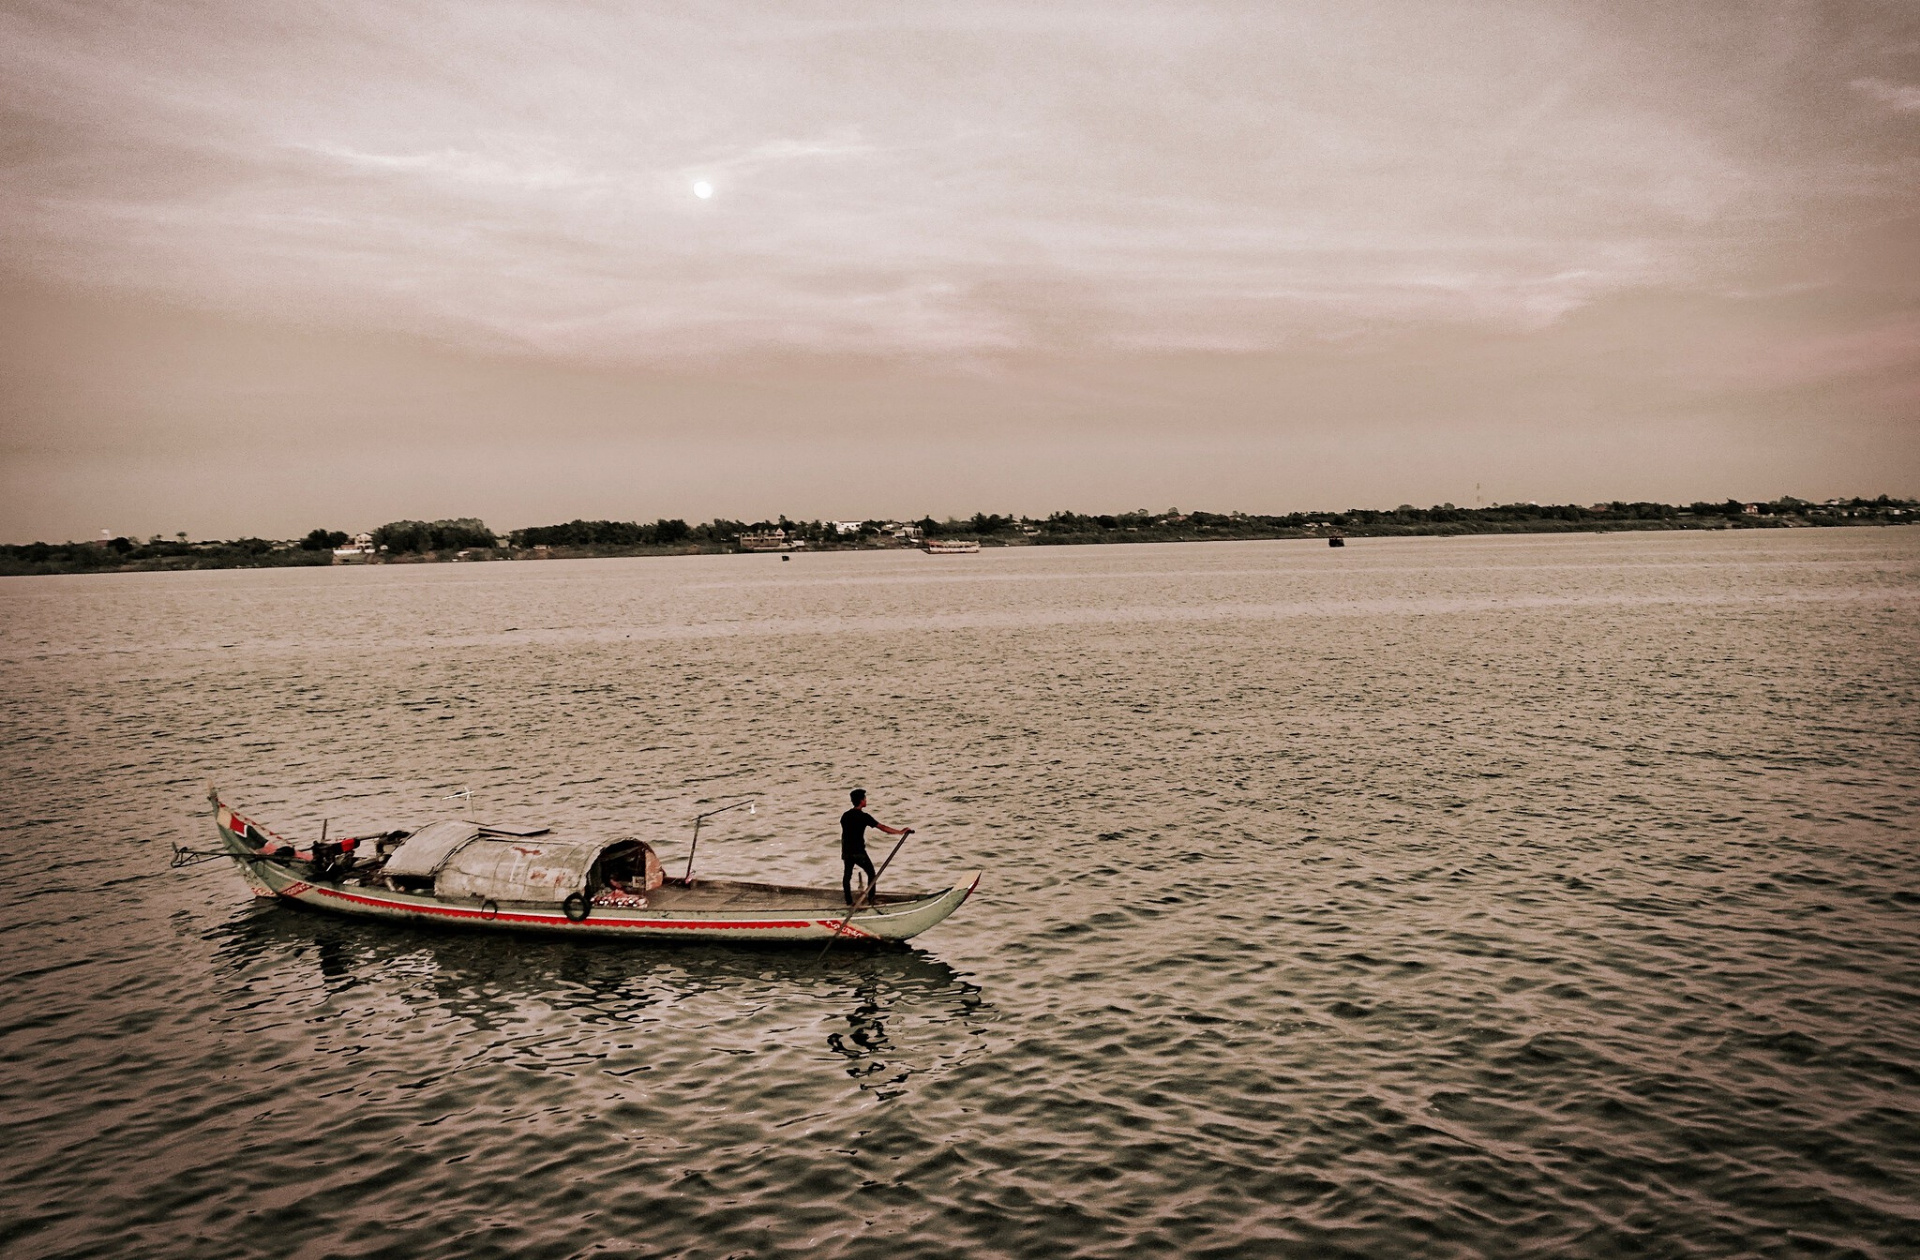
{"left": 329, "top": 821, "right": 665, "bottom": 908}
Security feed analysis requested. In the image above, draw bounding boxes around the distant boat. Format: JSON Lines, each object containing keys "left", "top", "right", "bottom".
{"left": 921, "top": 538, "right": 981, "bottom": 554}
{"left": 192, "top": 788, "right": 977, "bottom": 945}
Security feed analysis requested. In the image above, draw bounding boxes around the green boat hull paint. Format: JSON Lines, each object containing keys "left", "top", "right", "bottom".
{"left": 209, "top": 793, "right": 977, "bottom": 945}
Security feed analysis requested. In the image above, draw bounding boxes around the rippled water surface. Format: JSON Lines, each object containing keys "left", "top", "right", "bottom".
{"left": 3, "top": 531, "right": 1917, "bottom": 1259}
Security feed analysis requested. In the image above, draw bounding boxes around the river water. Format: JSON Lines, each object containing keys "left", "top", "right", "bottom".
{"left": 1, "top": 530, "right": 1916, "bottom": 1259}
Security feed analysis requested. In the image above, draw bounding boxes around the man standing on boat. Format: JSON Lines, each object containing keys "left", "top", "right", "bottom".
{"left": 841, "top": 789, "right": 911, "bottom": 905}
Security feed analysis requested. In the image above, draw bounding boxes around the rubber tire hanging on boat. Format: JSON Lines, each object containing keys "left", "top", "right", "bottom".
{"left": 480, "top": 899, "right": 499, "bottom": 921}
{"left": 563, "top": 892, "right": 589, "bottom": 922}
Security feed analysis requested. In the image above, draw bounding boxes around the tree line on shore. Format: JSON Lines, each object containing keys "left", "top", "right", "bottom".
{"left": 2, "top": 495, "right": 1912, "bottom": 575}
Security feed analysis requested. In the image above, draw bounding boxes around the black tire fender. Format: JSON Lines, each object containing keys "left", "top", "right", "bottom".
{"left": 480, "top": 899, "right": 500, "bottom": 921}
{"left": 563, "top": 892, "right": 589, "bottom": 922}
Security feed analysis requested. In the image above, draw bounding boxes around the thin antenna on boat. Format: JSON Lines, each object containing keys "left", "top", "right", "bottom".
{"left": 683, "top": 796, "right": 758, "bottom": 885}
{"left": 443, "top": 788, "right": 474, "bottom": 816}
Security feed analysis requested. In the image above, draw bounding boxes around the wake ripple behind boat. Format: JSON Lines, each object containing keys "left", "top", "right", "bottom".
{"left": 199, "top": 787, "right": 978, "bottom": 945}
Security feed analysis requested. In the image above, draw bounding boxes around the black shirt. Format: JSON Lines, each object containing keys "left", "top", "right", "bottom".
{"left": 840, "top": 808, "right": 878, "bottom": 850}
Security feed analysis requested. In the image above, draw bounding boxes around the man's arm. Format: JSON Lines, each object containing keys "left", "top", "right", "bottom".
{"left": 875, "top": 822, "right": 914, "bottom": 837}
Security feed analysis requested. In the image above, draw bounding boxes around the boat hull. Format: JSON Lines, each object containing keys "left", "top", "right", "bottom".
{"left": 213, "top": 808, "right": 976, "bottom": 944}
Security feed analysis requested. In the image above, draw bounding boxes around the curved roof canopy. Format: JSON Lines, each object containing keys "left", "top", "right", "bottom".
{"left": 437, "top": 838, "right": 605, "bottom": 904}
{"left": 381, "top": 821, "right": 481, "bottom": 879}
{"left": 383, "top": 819, "right": 642, "bottom": 904}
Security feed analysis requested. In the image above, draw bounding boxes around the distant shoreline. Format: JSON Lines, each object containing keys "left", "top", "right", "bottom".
{"left": 3, "top": 498, "right": 1912, "bottom": 577}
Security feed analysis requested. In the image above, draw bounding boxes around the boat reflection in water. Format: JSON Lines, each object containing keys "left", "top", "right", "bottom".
{"left": 205, "top": 903, "right": 989, "bottom": 1105}
{"left": 827, "top": 967, "right": 986, "bottom": 1100}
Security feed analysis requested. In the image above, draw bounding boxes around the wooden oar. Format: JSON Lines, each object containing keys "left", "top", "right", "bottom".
{"left": 818, "top": 828, "right": 913, "bottom": 960}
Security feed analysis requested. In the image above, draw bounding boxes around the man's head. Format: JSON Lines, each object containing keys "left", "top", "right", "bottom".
{"left": 850, "top": 788, "right": 866, "bottom": 807}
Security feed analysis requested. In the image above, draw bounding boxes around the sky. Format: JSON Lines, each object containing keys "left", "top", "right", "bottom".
{"left": 2, "top": 0, "right": 1917, "bottom": 542}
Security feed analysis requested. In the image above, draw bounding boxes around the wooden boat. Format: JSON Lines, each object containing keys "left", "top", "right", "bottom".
{"left": 921, "top": 538, "right": 981, "bottom": 554}
{"left": 195, "top": 787, "right": 978, "bottom": 945}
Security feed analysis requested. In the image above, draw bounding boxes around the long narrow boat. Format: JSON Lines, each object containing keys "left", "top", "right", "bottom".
{"left": 197, "top": 787, "right": 978, "bottom": 945}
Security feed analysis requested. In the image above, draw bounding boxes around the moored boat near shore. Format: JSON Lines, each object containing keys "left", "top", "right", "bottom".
{"left": 921, "top": 538, "right": 981, "bottom": 553}
{"left": 192, "top": 787, "right": 977, "bottom": 945}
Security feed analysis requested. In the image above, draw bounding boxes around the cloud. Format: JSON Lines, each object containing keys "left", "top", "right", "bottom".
{"left": 1731, "top": 313, "right": 1920, "bottom": 393}
{"left": 1852, "top": 77, "right": 1920, "bottom": 113}
{"left": 21, "top": 0, "right": 1902, "bottom": 364}
{"left": 2, "top": 0, "right": 1917, "bottom": 535}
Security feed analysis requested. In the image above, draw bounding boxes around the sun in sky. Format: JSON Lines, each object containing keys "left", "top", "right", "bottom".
{"left": 692, "top": 180, "right": 713, "bottom": 200}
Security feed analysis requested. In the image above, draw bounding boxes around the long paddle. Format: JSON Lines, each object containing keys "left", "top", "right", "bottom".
{"left": 818, "top": 827, "right": 913, "bottom": 960}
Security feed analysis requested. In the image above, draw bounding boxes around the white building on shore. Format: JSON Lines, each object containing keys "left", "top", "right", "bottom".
{"left": 333, "top": 531, "right": 375, "bottom": 561}
{"left": 737, "top": 529, "right": 796, "bottom": 552}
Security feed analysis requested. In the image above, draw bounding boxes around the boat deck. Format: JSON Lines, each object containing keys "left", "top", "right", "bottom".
{"left": 644, "top": 879, "right": 929, "bottom": 912}
{"left": 326, "top": 864, "right": 931, "bottom": 913}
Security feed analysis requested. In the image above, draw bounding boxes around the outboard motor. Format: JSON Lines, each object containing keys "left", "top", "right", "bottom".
{"left": 310, "top": 839, "right": 342, "bottom": 881}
